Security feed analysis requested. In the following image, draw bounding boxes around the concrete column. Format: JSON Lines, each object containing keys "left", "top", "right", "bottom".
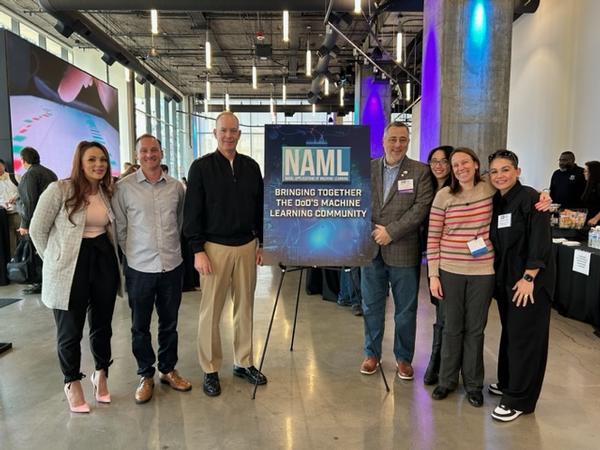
{"left": 420, "top": 0, "right": 514, "bottom": 163}
{"left": 354, "top": 64, "right": 391, "bottom": 158}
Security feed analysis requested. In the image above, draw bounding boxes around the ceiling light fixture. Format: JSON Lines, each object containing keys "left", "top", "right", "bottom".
{"left": 405, "top": 81, "right": 411, "bottom": 102}
{"left": 396, "top": 31, "right": 403, "bottom": 63}
{"left": 283, "top": 11, "right": 289, "bottom": 42}
{"left": 150, "top": 9, "right": 158, "bottom": 35}
{"left": 205, "top": 76, "right": 211, "bottom": 101}
{"left": 204, "top": 100, "right": 208, "bottom": 114}
{"left": 225, "top": 89, "right": 230, "bottom": 111}
{"left": 324, "top": 77, "right": 329, "bottom": 96}
{"left": 340, "top": 86, "right": 344, "bottom": 107}
{"left": 252, "top": 61, "right": 258, "bottom": 89}
{"left": 312, "top": 103, "right": 316, "bottom": 117}
{"left": 354, "top": 0, "right": 361, "bottom": 14}
{"left": 282, "top": 77, "right": 287, "bottom": 104}
{"left": 205, "top": 30, "right": 212, "bottom": 69}
{"left": 306, "top": 37, "right": 312, "bottom": 77}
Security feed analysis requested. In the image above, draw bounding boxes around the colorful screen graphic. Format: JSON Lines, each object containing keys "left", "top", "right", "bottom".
{"left": 4, "top": 31, "right": 120, "bottom": 177}
{"left": 263, "top": 125, "right": 372, "bottom": 267}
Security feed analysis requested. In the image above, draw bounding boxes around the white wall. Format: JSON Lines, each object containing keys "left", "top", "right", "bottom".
{"left": 507, "top": 0, "right": 600, "bottom": 189}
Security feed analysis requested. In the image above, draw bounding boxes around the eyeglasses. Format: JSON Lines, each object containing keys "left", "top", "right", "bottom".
{"left": 430, "top": 158, "right": 449, "bottom": 166}
{"left": 488, "top": 150, "right": 519, "bottom": 165}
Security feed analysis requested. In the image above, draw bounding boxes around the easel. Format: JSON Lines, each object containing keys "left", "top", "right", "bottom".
{"left": 252, "top": 264, "right": 390, "bottom": 399}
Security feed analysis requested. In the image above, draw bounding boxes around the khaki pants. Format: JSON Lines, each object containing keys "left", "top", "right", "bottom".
{"left": 197, "top": 239, "right": 257, "bottom": 373}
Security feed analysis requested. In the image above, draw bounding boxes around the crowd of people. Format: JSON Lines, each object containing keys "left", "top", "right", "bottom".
{"left": 5, "top": 113, "right": 598, "bottom": 424}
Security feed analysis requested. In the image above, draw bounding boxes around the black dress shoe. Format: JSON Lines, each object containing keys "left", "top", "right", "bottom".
{"left": 432, "top": 386, "right": 452, "bottom": 400}
{"left": 233, "top": 365, "right": 267, "bottom": 385}
{"left": 203, "top": 372, "right": 221, "bottom": 397}
{"left": 467, "top": 391, "right": 484, "bottom": 407}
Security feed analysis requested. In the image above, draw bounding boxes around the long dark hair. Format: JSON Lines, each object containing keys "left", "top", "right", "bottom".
{"left": 582, "top": 161, "right": 600, "bottom": 203}
{"left": 65, "top": 141, "right": 113, "bottom": 224}
{"left": 427, "top": 145, "right": 454, "bottom": 191}
{"left": 449, "top": 147, "right": 482, "bottom": 194}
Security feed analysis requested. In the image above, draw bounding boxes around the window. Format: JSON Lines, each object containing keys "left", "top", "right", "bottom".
{"left": 0, "top": 11, "right": 11, "bottom": 30}
{"left": 19, "top": 22, "right": 38, "bottom": 45}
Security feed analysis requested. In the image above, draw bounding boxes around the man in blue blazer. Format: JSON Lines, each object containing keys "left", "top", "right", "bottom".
{"left": 360, "top": 122, "right": 433, "bottom": 380}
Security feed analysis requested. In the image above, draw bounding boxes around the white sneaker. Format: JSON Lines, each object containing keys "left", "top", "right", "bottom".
{"left": 488, "top": 383, "right": 502, "bottom": 396}
{"left": 491, "top": 404, "right": 523, "bottom": 422}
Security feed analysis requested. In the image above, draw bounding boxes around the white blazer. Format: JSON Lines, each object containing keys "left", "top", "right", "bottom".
{"left": 29, "top": 180, "right": 122, "bottom": 310}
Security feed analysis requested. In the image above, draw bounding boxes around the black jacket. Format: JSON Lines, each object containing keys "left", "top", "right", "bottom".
{"left": 490, "top": 181, "right": 555, "bottom": 300}
{"left": 17, "top": 163, "right": 58, "bottom": 229}
{"left": 183, "top": 150, "right": 263, "bottom": 253}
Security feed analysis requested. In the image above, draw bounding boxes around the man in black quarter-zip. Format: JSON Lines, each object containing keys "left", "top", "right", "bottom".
{"left": 183, "top": 111, "right": 266, "bottom": 397}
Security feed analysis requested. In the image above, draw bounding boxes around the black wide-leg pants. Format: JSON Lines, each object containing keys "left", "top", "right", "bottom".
{"left": 495, "top": 285, "right": 551, "bottom": 413}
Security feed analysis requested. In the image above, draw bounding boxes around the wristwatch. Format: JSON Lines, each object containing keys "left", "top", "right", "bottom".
{"left": 522, "top": 274, "right": 534, "bottom": 282}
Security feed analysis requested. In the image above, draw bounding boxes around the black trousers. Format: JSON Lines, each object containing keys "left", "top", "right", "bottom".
{"left": 53, "top": 234, "right": 119, "bottom": 383}
{"left": 495, "top": 285, "right": 551, "bottom": 413}
{"left": 125, "top": 264, "right": 183, "bottom": 377}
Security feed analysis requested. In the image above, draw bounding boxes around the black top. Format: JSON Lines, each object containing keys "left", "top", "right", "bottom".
{"left": 183, "top": 150, "right": 263, "bottom": 253}
{"left": 581, "top": 182, "right": 600, "bottom": 222}
{"left": 490, "top": 181, "right": 555, "bottom": 300}
{"left": 17, "top": 163, "right": 58, "bottom": 228}
{"left": 549, "top": 165, "right": 586, "bottom": 209}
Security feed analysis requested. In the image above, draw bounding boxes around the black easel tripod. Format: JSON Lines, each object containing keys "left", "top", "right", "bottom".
{"left": 251, "top": 264, "right": 390, "bottom": 399}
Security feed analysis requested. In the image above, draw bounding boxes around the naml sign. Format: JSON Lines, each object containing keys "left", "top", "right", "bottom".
{"left": 282, "top": 146, "right": 351, "bottom": 182}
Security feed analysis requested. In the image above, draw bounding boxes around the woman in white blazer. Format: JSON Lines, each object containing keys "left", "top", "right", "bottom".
{"left": 30, "top": 141, "right": 121, "bottom": 413}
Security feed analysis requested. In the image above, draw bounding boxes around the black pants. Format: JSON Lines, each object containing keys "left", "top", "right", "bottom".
{"left": 496, "top": 286, "right": 551, "bottom": 413}
{"left": 53, "top": 234, "right": 119, "bottom": 383}
{"left": 126, "top": 264, "right": 183, "bottom": 377}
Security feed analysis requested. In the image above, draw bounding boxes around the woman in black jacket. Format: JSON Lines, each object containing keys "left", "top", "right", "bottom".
{"left": 581, "top": 161, "right": 600, "bottom": 226}
{"left": 487, "top": 149, "right": 555, "bottom": 422}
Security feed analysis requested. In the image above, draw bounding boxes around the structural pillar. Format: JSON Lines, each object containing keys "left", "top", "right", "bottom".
{"left": 420, "top": 0, "right": 514, "bottom": 163}
{"left": 354, "top": 64, "right": 391, "bottom": 159}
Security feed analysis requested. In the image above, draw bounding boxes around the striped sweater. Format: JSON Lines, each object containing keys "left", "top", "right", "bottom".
{"left": 427, "top": 181, "right": 496, "bottom": 277}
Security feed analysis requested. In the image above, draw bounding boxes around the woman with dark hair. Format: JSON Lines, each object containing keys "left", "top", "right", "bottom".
{"left": 423, "top": 145, "right": 453, "bottom": 385}
{"left": 426, "top": 147, "right": 496, "bottom": 407}
{"left": 581, "top": 161, "right": 600, "bottom": 226}
{"left": 487, "top": 149, "right": 554, "bottom": 422}
{"left": 30, "top": 141, "right": 121, "bottom": 413}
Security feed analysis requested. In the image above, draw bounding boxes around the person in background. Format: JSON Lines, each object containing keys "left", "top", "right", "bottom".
{"left": 160, "top": 164, "right": 169, "bottom": 174}
{"left": 17, "top": 147, "right": 58, "bottom": 294}
{"left": 184, "top": 111, "right": 265, "bottom": 397}
{"left": 549, "top": 151, "right": 585, "bottom": 209}
{"left": 0, "top": 158, "right": 20, "bottom": 256}
{"left": 360, "top": 121, "right": 433, "bottom": 380}
{"left": 581, "top": 161, "right": 600, "bottom": 226}
{"left": 487, "top": 149, "right": 554, "bottom": 422}
{"left": 123, "top": 162, "right": 133, "bottom": 172}
{"left": 337, "top": 267, "right": 362, "bottom": 316}
{"left": 427, "top": 147, "right": 496, "bottom": 407}
{"left": 119, "top": 164, "right": 139, "bottom": 180}
{"left": 112, "top": 134, "right": 191, "bottom": 404}
{"left": 29, "top": 141, "right": 121, "bottom": 413}
{"left": 422, "top": 145, "right": 453, "bottom": 386}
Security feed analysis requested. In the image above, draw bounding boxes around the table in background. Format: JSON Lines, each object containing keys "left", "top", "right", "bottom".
{"left": 553, "top": 243, "right": 600, "bottom": 334}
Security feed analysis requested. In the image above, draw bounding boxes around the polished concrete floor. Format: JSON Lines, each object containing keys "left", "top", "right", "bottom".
{"left": 1, "top": 266, "right": 599, "bottom": 450}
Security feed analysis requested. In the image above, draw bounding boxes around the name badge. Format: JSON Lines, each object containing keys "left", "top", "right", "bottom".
{"left": 467, "top": 237, "right": 488, "bottom": 257}
{"left": 498, "top": 213, "right": 512, "bottom": 229}
{"left": 397, "top": 179, "right": 414, "bottom": 194}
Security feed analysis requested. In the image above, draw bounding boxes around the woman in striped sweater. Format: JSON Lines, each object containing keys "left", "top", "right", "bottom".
{"left": 427, "top": 147, "right": 495, "bottom": 407}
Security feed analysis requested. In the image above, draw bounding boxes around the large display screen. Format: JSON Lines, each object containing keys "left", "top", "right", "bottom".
{"left": 4, "top": 31, "right": 120, "bottom": 177}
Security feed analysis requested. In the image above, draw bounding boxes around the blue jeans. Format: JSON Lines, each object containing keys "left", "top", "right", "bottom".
{"left": 361, "top": 252, "right": 419, "bottom": 363}
{"left": 338, "top": 267, "right": 361, "bottom": 306}
{"left": 125, "top": 264, "right": 183, "bottom": 377}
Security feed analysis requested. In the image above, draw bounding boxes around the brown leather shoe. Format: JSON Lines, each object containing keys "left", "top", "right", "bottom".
{"left": 159, "top": 370, "right": 192, "bottom": 392}
{"left": 360, "top": 356, "right": 379, "bottom": 375}
{"left": 135, "top": 377, "right": 155, "bottom": 404}
{"left": 397, "top": 361, "right": 414, "bottom": 380}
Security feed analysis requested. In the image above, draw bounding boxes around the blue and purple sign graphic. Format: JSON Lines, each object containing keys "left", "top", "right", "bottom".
{"left": 264, "top": 125, "right": 372, "bottom": 267}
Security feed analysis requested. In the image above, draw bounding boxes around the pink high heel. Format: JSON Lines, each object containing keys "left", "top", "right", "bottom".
{"left": 91, "top": 370, "right": 111, "bottom": 403}
{"left": 64, "top": 381, "right": 90, "bottom": 413}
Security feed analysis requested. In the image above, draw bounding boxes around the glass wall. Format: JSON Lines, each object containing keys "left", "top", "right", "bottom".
{"left": 192, "top": 101, "right": 354, "bottom": 174}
